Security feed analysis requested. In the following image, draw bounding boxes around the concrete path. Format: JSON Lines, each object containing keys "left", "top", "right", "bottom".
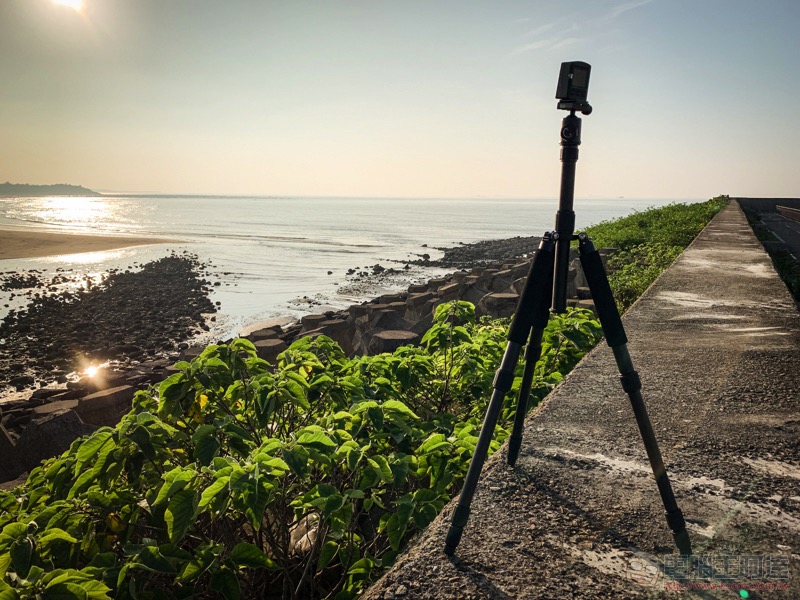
{"left": 364, "top": 201, "right": 800, "bottom": 599}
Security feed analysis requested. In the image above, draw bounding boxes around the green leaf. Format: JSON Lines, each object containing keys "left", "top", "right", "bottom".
{"left": 37, "top": 528, "right": 79, "bottom": 546}
{"left": 419, "top": 433, "right": 449, "bottom": 453}
{"left": 347, "top": 557, "right": 376, "bottom": 576}
{"left": 385, "top": 503, "right": 413, "bottom": 551}
{"left": 164, "top": 489, "right": 198, "bottom": 543}
{"left": 0, "top": 587, "right": 17, "bottom": 600}
{"left": 153, "top": 467, "right": 197, "bottom": 508}
{"left": 194, "top": 435, "right": 221, "bottom": 466}
{"left": 370, "top": 455, "right": 394, "bottom": 483}
{"left": 74, "top": 430, "right": 113, "bottom": 473}
{"left": 230, "top": 542, "right": 278, "bottom": 570}
{"left": 0, "top": 553, "right": 10, "bottom": 578}
{"left": 211, "top": 568, "right": 241, "bottom": 600}
{"left": 66, "top": 469, "right": 96, "bottom": 501}
{"left": 41, "top": 582, "right": 89, "bottom": 600}
{"left": 381, "top": 400, "right": 419, "bottom": 420}
{"left": 198, "top": 476, "right": 230, "bottom": 512}
{"left": 10, "top": 537, "right": 32, "bottom": 577}
{"left": 317, "top": 540, "right": 339, "bottom": 571}
{"left": 297, "top": 429, "right": 337, "bottom": 450}
{"left": 283, "top": 447, "right": 309, "bottom": 476}
{"left": 136, "top": 545, "right": 176, "bottom": 574}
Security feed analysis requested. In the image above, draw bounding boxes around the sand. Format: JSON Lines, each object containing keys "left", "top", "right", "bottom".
{"left": 0, "top": 227, "right": 179, "bottom": 260}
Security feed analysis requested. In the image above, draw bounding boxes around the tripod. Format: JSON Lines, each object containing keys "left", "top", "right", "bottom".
{"left": 444, "top": 103, "right": 692, "bottom": 558}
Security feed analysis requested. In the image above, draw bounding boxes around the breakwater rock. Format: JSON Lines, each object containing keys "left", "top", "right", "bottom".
{"left": 1, "top": 246, "right": 614, "bottom": 484}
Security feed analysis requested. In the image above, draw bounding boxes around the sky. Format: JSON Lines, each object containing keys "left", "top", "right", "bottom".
{"left": 0, "top": 0, "right": 798, "bottom": 199}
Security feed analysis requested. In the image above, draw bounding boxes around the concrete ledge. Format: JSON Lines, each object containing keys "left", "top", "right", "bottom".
{"left": 364, "top": 201, "right": 800, "bottom": 598}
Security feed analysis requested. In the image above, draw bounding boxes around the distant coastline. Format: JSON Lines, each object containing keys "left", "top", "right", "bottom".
{"left": 0, "top": 182, "right": 101, "bottom": 198}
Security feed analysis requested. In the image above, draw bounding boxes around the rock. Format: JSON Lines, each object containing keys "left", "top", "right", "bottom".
{"left": 15, "top": 409, "right": 97, "bottom": 472}
{"left": 437, "top": 282, "right": 463, "bottom": 301}
{"left": 253, "top": 339, "right": 288, "bottom": 363}
{"left": 426, "top": 278, "right": 447, "bottom": 292}
{"left": 29, "top": 387, "right": 68, "bottom": 401}
{"left": 575, "top": 299, "right": 597, "bottom": 314}
{"left": 300, "top": 314, "right": 327, "bottom": 332}
{"left": 367, "top": 330, "right": 420, "bottom": 354}
{"left": 307, "top": 319, "right": 354, "bottom": 355}
{"left": 477, "top": 292, "right": 520, "bottom": 318}
{"left": 75, "top": 385, "right": 136, "bottom": 427}
{"left": 247, "top": 326, "right": 282, "bottom": 341}
{"left": 33, "top": 399, "right": 80, "bottom": 416}
{"left": 0, "top": 424, "right": 26, "bottom": 483}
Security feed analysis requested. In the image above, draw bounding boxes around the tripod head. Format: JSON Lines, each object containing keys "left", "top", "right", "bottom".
{"left": 552, "top": 61, "right": 592, "bottom": 313}
{"left": 556, "top": 61, "right": 592, "bottom": 115}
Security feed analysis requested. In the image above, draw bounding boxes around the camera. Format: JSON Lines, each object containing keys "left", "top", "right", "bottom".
{"left": 556, "top": 61, "right": 592, "bottom": 114}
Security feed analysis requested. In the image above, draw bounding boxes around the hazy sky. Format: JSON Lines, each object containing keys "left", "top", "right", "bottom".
{"left": 1, "top": 0, "right": 798, "bottom": 198}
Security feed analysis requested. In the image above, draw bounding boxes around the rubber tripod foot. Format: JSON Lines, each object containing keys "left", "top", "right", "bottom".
{"left": 674, "top": 529, "right": 693, "bottom": 556}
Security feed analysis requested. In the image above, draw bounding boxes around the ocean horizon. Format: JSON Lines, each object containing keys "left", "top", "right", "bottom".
{"left": 0, "top": 194, "right": 696, "bottom": 340}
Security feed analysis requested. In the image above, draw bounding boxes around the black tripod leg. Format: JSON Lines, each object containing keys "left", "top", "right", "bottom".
{"left": 578, "top": 234, "right": 692, "bottom": 556}
{"left": 507, "top": 240, "right": 554, "bottom": 466}
{"left": 445, "top": 234, "right": 555, "bottom": 556}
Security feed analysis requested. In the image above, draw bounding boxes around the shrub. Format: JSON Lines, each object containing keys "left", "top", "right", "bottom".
{"left": 0, "top": 303, "right": 602, "bottom": 600}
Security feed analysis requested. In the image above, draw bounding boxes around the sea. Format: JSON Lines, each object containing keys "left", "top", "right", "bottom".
{"left": 0, "top": 195, "right": 689, "bottom": 340}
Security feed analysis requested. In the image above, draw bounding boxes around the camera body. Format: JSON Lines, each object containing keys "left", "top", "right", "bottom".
{"left": 556, "top": 61, "right": 592, "bottom": 114}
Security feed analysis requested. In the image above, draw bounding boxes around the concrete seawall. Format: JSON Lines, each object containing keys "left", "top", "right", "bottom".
{"left": 364, "top": 201, "right": 800, "bottom": 598}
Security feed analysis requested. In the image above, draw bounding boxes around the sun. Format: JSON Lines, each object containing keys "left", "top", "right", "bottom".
{"left": 52, "top": 0, "right": 83, "bottom": 11}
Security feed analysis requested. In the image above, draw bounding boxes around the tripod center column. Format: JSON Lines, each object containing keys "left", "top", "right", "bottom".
{"left": 552, "top": 112, "right": 582, "bottom": 313}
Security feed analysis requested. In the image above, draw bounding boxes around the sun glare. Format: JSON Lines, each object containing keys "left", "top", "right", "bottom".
{"left": 52, "top": 0, "right": 83, "bottom": 11}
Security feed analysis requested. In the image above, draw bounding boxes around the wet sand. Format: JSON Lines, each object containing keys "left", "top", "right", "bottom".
{"left": 0, "top": 227, "right": 179, "bottom": 260}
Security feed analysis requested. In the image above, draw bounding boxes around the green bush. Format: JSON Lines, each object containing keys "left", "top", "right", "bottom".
{"left": 583, "top": 196, "right": 728, "bottom": 250}
{"left": 0, "top": 303, "right": 602, "bottom": 600}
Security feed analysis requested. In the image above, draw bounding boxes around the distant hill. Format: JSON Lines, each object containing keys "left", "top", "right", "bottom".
{"left": 0, "top": 182, "right": 102, "bottom": 197}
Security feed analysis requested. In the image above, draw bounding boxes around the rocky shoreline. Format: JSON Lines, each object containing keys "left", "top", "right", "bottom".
{"left": 0, "top": 236, "right": 606, "bottom": 484}
{"left": 0, "top": 252, "right": 218, "bottom": 394}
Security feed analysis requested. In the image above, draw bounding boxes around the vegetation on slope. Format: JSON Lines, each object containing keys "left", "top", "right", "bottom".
{"left": 0, "top": 197, "right": 728, "bottom": 599}
{"left": 584, "top": 196, "right": 729, "bottom": 310}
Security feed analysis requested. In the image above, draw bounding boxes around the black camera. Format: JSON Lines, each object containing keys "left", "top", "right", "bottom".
{"left": 556, "top": 61, "right": 592, "bottom": 114}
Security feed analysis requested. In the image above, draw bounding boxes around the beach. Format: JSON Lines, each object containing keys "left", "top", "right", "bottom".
{"left": 0, "top": 227, "right": 177, "bottom": 260}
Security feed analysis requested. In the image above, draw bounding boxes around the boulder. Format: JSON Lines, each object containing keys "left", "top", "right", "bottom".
{"left": 437, "top": 282, "right": 462, "bottom": 301}
{"left": 575, "top": 299, "right": 597, "bottom": 315}
{"left": 426, "top": 278, "right": 447, "bottom": 292}
{"left": 477, "top": 292, "right": 520, "bottom": 318}
{"left": 300, "top": 314, "right": 327, "bottom": 333}
{"left": 347, "top": 304, "right": 371, "bottom": 320}
{"left": 75, "top": 385, "right": 136, "bottom": 427}
{"left": 405, "top": 293, "right": 436, "bottom": 323}
{"left": 254, "top": 338, "right": 288, "bottom": 363}
{"left": 248, "top": 326, "right": 282, "bottom": 341}
{"left": 0, "top": 424, "right": 25, "bottom": 483}
{"left": 310, "top": 319, "right": 354, "bottom": 355}
{"left": 377, "top": 293, "right": 406, "bottom": 304}
{"left": 367, "top": 330, "right": 420, "bottom": 355}
{"left": 15, "top": 409, "right": 97, "bottom": 473}
{"left": 488, "top": 271, "right": 515, "bottom": 293}
{"left": 33, "top": 399, "right": 80, "bottom": 416}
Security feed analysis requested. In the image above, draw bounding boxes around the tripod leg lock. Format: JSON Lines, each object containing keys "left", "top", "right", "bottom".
{"left": 619, "top": 371, "right": 641, "bottom": 394}
{"left": 493, "top": 368, "right": 516, "bottom": 392}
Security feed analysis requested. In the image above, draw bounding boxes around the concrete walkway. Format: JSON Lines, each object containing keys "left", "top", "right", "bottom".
{"left": 364, "top": 201, "right": 800, "bottom": 599}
